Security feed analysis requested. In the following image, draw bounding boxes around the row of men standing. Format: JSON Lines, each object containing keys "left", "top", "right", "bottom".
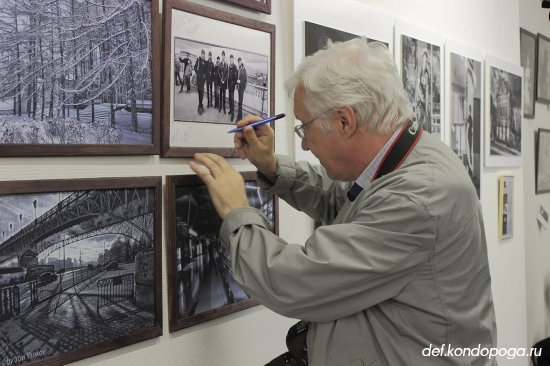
{"left": 179, "top": 49, "right": 248, "bottom": 122}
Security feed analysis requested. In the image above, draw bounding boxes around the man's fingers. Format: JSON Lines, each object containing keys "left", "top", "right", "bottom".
{"left": 236, "top": 115, "right": 261, "bottom": 128}
{"left": 194, "top": 153, "right": 233, "bottom": 176}
{"left": 189, "top": 162, "right": 214, "bottom": 184}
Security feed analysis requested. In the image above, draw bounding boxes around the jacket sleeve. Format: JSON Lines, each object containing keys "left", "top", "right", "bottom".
{"left": 257, "top": 155, "right": 349, "bottom": 224}
{"left": 220, "top": 190, "right": 435, "bottom": 323}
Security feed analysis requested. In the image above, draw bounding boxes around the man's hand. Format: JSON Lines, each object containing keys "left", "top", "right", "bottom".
{"left": 234, "top": 115, "right": 277, "bottom": 180}
{"left": 189, "top": 153, "right": 249, "bottom": 219}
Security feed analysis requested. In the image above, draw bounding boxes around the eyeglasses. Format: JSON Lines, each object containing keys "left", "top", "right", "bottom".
{"left": 294, "top": 109, "right": 334, "bottom": 139}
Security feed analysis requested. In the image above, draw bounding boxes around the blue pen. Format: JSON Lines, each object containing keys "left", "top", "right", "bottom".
{"left": 227, "top": 113, "right": 286, "bottom": 133}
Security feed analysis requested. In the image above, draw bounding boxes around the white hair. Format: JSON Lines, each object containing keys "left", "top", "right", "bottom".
{"left": 285, "top": 38, "right": 412, "bottom": 134}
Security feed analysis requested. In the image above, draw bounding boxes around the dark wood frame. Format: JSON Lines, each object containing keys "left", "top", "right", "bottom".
{"left": 536, "top": 128, "right": 550, "bottom": 194}
{"left": 165, "top": 172, "right": 278, "bottom": 332}
{"left": 520, "top": 28, "right": 537, "bottom": 118}
{"left": 537, "top": 33, "right": 550, "bottom": 104}
{"left": 221, "top": 0, "right": 271, "bottom": 14}
{"left": 0, "top": 0, "right": 161, "bottom": 157}
{"left": 162, "top": 0, "right": 276, "bottom": 157}
{"left": 0, "top": 176, "right": 163, "bottom": 366}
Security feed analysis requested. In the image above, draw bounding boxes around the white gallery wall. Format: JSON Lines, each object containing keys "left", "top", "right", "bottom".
{"left": 519, "top": 0, "right": 550, "bottom": 352}
{"left": 0, "top": 0, "right": 534, "bottom": 365}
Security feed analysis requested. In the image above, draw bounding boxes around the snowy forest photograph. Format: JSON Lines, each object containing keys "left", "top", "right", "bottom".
{"left": 0, "top": 0, "right": 159, "bottom": 155}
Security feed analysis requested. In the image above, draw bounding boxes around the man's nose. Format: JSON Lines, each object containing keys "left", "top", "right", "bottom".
{"left": 301, "top": 137, "right": 310, "bottom": 151}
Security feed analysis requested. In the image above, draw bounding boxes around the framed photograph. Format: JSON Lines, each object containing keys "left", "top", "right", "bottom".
{"left": 537, "top": 33, "right": 550, "bottom": 104}
{"left": 498, "top": 175, "right": 514, "bottom": 240}
{"left": 166, "top": 172, "right": 277, "bottom": 332}
{"left": 536, "top": 128, "right": 550, "bottom": 194}
{"left": 485, "top": 55, "right": 523, "bottom": 167}
{"left": 0, "top": 0, "right": 161, "bottom": 157}
{"left": 520, "top": 28, "right": 537, "bottom": 118}
{"left": 395, "top": 20, "right": 445, "bottom": 141}
{"left": 447, "top": 41, "right": 484, "bottom": 198}
{"left": 0, "top": 177, "right": 162, "bottom": 365}
{"left": 162, "top": 0, "right": 275, "bottom": 157}
{"left": 221, "top": 0, "right": 271, "bottom": 14}
{"left": 293, "top": 0, "right": 394, "bottom": 163}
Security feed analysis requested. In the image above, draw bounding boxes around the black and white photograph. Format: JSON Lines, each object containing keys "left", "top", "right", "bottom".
{"left": 520, "top": 28, "right": 537, "bottom": 118}
{"left": 173, "top": 38, "right": 269, "bottom": 126}
{"left": 162, "top": 0, "right": 275, "bottom": 157}
{"left": 304, "top": 21, "right": 387, "bottom": 57}
{"left": 401, "top": 35, "right": 442, "bottom": 136}
{"left": 0, "top": 0, "right": 161, "bottom": 156}
{"left": 537, "top": 128, "right": 550, "bottom": 194}
{"left": 489, "top": 66, "right": 522, "bottom": 159}
{"left": 537, "top": 33, "right": 550, "bottom": 104}
{"left": 166, "top": 173, "right": 277, "bottom": 331}
{"left": 0, "top": 177, "right": 162, "bottom": 366}
{"left": 449, "top": 52, "right": 482, "bottom": 198}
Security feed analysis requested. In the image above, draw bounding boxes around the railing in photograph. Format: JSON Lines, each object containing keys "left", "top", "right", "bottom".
{"left": 97, "top": 273, "right": 134, "bottom": 315}
{"left": 0, "top": 285, "right": 20, "bottom": 321}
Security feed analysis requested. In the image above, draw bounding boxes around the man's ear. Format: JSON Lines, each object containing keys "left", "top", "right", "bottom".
{"left": 337, "top": 106, "right": 357, "bottom": 138}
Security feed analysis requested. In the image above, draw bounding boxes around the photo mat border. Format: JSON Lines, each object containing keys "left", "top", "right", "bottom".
{"left": 162, "top": 0, "right": 275, "bottom": 157}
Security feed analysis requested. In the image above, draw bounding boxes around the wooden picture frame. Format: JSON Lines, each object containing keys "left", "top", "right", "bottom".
{"left": 520, "top": 28, "right": 537, "bottom": 118}
{"left": 222, "top": 0, "right": 271, "bottom": 14}
{"left": 536, "top": 128, "right": 550, "bottom": 194}
{"left": 0, "top": 177, "right": 163, "bottom": 365}
{"left": 166, "top": 172, "right": 278, "bottom": 332}
{"left": 537, "top": 33, "right": 550, "bottom": 104}
{"left": 0, "top": 0, "right": 161, "bottom": 157}
{"left": 162, "top": 0, "right": 275, "bottom": 157}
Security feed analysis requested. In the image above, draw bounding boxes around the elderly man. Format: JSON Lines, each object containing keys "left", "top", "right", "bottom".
{"left": 190, "top": 39, "right": 497, "bottom": 366}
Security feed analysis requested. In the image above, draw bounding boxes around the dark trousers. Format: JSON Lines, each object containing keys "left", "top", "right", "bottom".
{"left": 228, "top": 87, "right": 235, "bottom": 116}
{"left": 219, "top": 86, "right": 227, "bottom": 112}
{"left": 206, "top": 79, "right": 213, "bottom": 106}
{"left": 197, "top": 78, "right": 205, "bottom": 107}
{"left": 237, "top": 89, "right": 245, "bottom": 120}
{"left": 175, "top": 71, "right": 182, "bottom": 86}
{"left": 214, "top": 83, "right": 219, "bottom": 107}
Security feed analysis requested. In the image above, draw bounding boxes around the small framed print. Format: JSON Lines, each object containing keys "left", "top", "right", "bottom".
{"left": 162, "top": 0, "right": 275, "bottom": 157}
{"left": 520, "top": 28, "right": 537, "bottom": 118}
{"left": 0, "top": 0, "right": 161, "bottom": 157}
{"left": 166, "top": 172, "right": 277, "bottom": 332}
{"left": 0, "top": 177, "right": 163, "bottom": 366}
{"left": 537, "top": 33, "right": 550, "bottom": 104}
{"left": 536, "top": 128, "right": 550, "bottom": 194}
{"left": 498, "top": 175, "right": 514, "bottom": 240}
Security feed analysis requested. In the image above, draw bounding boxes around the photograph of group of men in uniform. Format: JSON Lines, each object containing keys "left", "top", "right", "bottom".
{"left": 173, "top": 37, "right": 266, "bottom": 126}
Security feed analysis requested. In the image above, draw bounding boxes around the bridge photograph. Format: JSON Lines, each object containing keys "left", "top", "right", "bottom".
{"left": 168, "top": 175, "right": 275, "bottom": 330}
{"left": 0, "top": 185, "right": 159, "bottom": 366}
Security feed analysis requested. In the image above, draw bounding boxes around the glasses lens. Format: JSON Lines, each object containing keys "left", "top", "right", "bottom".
{"left": 295, "top": 125, "right": 304, "bottom": 139}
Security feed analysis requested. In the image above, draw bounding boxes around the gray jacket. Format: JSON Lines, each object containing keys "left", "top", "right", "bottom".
{"left": 220, "top": 132, "right": 497, "bottom": 366}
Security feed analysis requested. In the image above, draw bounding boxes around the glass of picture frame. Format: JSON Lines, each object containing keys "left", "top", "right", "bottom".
{"left": 0, "top": 176, "right": 163, "bottom": 366}
{"left": 165, "top": 172, "right": 277, "bottom": 332}
{"left": 0, "top": 0, "right": 161, "bottom": 157}
{"left": 537, "top": 33, "right": 550, "bottom": 104}
{"left": 162, "top": 0, "right": 275, "bottom": 157}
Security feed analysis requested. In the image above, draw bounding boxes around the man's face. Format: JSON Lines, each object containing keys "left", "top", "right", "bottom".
{"left": 201, "top": 52, "right": 205, "bottom": 59}
{"left": 222, "top": 54, "right": 225, "bottom": 62}
{"left": 230, "top": 57, "right": 234, "bottom": 65}
{"left": 293, "top": 85, "right": 348, "bottom": 180}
